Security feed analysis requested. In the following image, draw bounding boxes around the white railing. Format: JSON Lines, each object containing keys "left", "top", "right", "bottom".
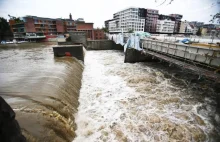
{"left": 108, "top": 33, "right": 220, "bottom": 68}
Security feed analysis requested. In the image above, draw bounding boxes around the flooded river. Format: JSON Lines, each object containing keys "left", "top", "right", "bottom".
{"left": 0, "top": 43, "right": 83, "bottom": 141}
{"left": 74, "top": 50, "right": 220, "bottom": 142}
{"left": 0, "top": 43, "right": 220, "bottom": 142}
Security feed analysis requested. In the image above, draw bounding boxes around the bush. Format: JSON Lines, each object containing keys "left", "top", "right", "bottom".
{"left": 66, "top": 36, "right": 71, "bottom": 42}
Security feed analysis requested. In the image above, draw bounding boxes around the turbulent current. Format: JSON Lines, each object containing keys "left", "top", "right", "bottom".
{"left": 0, "top": 43, "right": 220, "bottom": 142}
{"left": 74, "top": 50, "right": 220, "bottom": 142}
{"left": 0, "top": 43, "right": 83, "bottom": 141}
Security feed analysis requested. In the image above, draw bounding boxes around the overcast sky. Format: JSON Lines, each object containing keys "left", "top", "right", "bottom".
{"left": 0, "top": 0, "right": 219, "bottom": 27}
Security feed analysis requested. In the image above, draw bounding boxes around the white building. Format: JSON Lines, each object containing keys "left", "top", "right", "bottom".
{"left": 180, "top": 21, "right": 193, "bottom": 33}
{"left": 156, "top": 19, "right": 175, "bottom": 33}
{"left": 108, "top": 7, "right": 145, "bottom": 33}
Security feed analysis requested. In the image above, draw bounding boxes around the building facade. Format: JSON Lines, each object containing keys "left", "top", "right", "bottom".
{"left": 106, "top": 7, "right": 184, "bottom": 33}
{"left": 145, "top": 9, "right": 159, "bottom": 32}
{"left": 107, "top": 7, "right": 146, "bottom": 33}
{"left": 179, "top": 21, "right": 193, "bottom": 33}
{"left": 9, "top": 16, "right": 67, "bottom": 39}
{"left": 76, "top": 23, "right": 94, "bottom": 39}
{"left": 169, "top": 14, "right": 183, "bottom": 33}
{"left": 189, "top": 21, "right": 204, "bottom": 27}
{"left": 156, "top": 15, "right": 175, "bottom": 33}
{"left": 9, "top": 14, "right": 96, "bottom": 39}
{"left": 93, "top": 29, "right": 106, "bottom": 40}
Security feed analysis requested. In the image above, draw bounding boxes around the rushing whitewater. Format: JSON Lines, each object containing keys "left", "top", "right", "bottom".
{"left": 74, "top": 50, "right": 220, "bottom": 142}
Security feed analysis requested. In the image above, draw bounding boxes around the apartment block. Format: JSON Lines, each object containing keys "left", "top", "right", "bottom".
{"left": 179, "top": 21, "right": 193, "bottom": 33}
{"left": 106, "top": 7, "right": 146, "bottom": 33}
{"left": 156, "top": 15, "right": 175, "bottom": 33}
{"left": 145, "top": 9, "right": 159, "bottom": 32}
{"left": 169, "top": 14, "right": 183, "bottom": 33}
{"left": 63, "top": 14, "right": 77, "bottom": 32}
{"left": 9, "top": 14, "right": 95, "bottom": 39}
{"left": 9, "top": 16, "right": 66, "bottom": 39}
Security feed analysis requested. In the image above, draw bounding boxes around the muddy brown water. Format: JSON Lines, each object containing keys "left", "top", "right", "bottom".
{"left": 74, "top": 50, "right": 220, "bottom": 142}
{"left": 0, "top": 43, "right": 220, "bottom": 142}
{"left": 0, "top": 43, "right": 83, "bottom": 141}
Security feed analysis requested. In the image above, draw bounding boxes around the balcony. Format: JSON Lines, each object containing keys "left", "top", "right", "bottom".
{"left": 35, "top": 27, "right": 47, "bottom": 29}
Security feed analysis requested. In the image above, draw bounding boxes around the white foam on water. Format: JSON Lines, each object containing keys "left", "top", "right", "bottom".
{"left": 74, "top": 50, "right": 219, "bottom": 142}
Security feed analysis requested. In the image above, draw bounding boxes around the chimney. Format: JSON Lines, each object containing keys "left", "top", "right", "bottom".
{"left": 69, "top": 13, "right": 72, "bottom": 20}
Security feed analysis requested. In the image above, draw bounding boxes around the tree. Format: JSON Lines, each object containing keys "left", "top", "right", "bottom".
{"left": 128, "top": 29, "right": 134, "bottom": 33}
{"left": 0, "top": 17, "right": 13, "bottom": 41}
{"left": 210, "top": 13, "right": 220, "bottom": 23}
{"left": 102, "top": 27, "right": 109, "bottom": 33}
{"left": 196, "top": 28, "right": 202, "bottom": 36}
{"left": 156, "top": 0, "right": 220, "bottom": 23}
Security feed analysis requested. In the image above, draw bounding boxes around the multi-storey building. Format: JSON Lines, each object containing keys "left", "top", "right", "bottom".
{"left": 156, "top": 15, "right": 175, "bottom": 33}
{"left": 104, "top": 19, "right": 114, "bottom": 30}
{"left": 105, "top": 7, "right": 160, "bottom": 33}
{"left": 9, "top": 14, "right": 96, "bottom": 39}
{"left": 145, "top": 9, "right": 159, "bottom": 32}
{"left": 169, "top": 14, "right": 183, "bottom": 33}
{"left": 76, "top": 23, "right": 94, "bottom": 39}
{"left": 106, "top": 7, "right": 146, "bottom": 33}
{"left": 9, "top": 16, "right": 65, "bottom": 39}
{"left": 63, "top": 13, "right": 77, "bottom": 32}
{"left": 189, "top": 21, "right": 204, "bottom": 27}
{"left": 9, "top": 15, "right": 68, "bottom": 39}
{"left": 179, "top": 21, "right": 193, "bottom": 33}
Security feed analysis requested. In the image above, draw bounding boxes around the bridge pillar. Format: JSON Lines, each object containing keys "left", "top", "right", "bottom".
{"left": 124, "top": 48, "right": 156, "bottom": 63}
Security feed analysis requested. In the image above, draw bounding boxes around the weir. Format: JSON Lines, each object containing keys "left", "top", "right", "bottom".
{"left": 1, "top": 32, "right": 220, "bottom": 142}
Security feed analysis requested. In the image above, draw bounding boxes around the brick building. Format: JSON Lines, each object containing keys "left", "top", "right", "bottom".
{"left": 9, "top": 16, "right": 65, "bottom": 39}
{"left": 9, "top": 14, "right": 105, "bottom": 40}
{"left": 93, "top": 29, "right": 106, "bottom": 40}
{"left": 76, "top": 23, "right": 94, "bottom": 39}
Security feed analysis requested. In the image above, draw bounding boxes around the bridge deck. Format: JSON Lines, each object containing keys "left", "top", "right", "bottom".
{"left": 144, "top": 49, "right": 220, "bottom": 82}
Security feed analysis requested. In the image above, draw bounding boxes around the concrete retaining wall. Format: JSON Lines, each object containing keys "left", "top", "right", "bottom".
{"left": 58, "top": 42, "right": 74, "bottom": 45}
{"left": 53, "top": 45, "right": 84, "bottom": 61}
{"left": 69, "top": 32, "right": 87, "bottom": 47}
{"left": 124, "top": 48, "right": 155, "bottom": 63}
{"left": 87, "top": 40, "right": 123, "bottom": 50}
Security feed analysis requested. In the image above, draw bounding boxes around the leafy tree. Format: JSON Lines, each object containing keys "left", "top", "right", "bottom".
{"left": 196, "top": 28, "right": 202, "bottom": 36}
{"left": 156, "top": 0, "right": 220, "bottom": 23}
{"left": 0, "top": 17, "right": 13, "bottom": 41}
{"left": 210, "top": 13, "right": 220, "bottom": 23}
{"left": 0, "top": 18, "right": 10, "bottom": 33}
{"left": 102, "top": 27, "right": 109, "bottom": 33}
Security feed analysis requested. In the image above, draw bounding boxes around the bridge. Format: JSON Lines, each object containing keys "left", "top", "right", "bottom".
{"left": 108, "top": 34, "right": 220, "bottom": 82}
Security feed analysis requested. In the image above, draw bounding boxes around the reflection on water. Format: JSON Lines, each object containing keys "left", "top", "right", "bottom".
{"left": 74, "top": 50, "right": 220, "bottom": 142}
{"left": 0, "top": 43, "right": 84, "bottom": 142}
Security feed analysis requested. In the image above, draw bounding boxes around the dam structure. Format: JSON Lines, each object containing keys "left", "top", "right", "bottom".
{"left": 0, "top": 31, "right": 220, "bottom": 142}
